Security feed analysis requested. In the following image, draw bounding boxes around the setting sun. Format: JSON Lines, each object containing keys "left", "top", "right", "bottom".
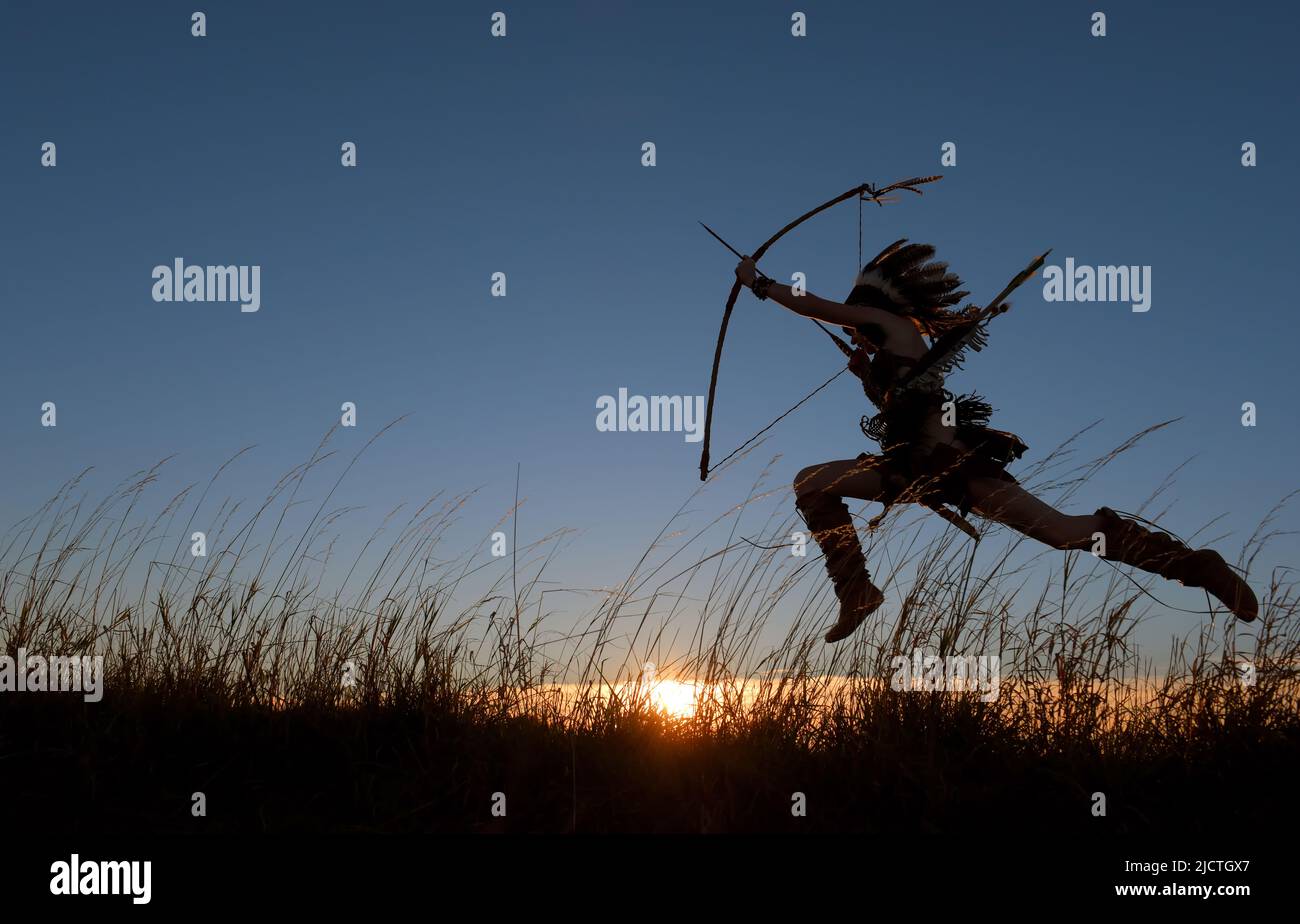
{"left": 647, "top": 678, "right": 701, "bottom": 718}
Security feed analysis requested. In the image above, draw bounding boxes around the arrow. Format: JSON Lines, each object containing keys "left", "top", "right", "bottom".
{"left": 698, "top": 221, "right": 853, "bottom": 358}
{"left": 698, "top": 221, "right": 747, "bottom": 261}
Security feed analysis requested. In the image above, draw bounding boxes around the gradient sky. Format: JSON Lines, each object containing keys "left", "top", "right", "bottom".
{"left": 3, "top": 1, "right": 1297, "bottom": 655}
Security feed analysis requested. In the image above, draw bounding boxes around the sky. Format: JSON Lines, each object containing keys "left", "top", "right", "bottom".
{"left": 2, "top": 1, "right": 1297, "bottom": 658}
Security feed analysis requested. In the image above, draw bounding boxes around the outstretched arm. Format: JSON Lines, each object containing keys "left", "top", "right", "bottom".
{"left": 733, "top": 257, "right": 914, "bottom": 342}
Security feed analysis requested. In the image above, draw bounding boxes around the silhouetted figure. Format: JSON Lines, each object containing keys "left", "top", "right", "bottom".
{"left": 734, "top": 242, "right": 1258, "bottom": 642}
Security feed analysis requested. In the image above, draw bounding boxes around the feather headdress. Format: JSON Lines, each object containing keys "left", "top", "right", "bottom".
{"left": 845, "top": 239, "right": 981, "bottom": 337}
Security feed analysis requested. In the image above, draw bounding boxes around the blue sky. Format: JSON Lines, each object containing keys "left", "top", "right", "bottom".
{"left": 2, "top": 1, "right": 1296, "bottom": 654}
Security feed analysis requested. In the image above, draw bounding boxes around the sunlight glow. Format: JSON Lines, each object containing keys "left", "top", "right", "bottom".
{"left": 647, "top": 678, "right": 701, "bottom": 718}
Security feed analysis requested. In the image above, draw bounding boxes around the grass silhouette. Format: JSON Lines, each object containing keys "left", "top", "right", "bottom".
{"left": 2, "top": 421, "right": 1296, "bottom": 833}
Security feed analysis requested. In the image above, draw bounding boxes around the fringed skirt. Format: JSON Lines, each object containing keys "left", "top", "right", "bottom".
{"left": 858, "top": 390, "right": 1027, "bottom": 516}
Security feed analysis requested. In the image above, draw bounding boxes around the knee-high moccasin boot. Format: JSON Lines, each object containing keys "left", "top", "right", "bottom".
{"left": 796, "top": 491, "right": 885, "bottom": 642}
{"left": 1094, "top": 507, "right": 1258, "bottom": 622}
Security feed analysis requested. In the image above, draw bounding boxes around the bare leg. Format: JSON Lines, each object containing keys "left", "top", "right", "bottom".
{"left": 964, "top": 476, "right": 1258, "bottom": 621}
{"left": 793, "top": 456, "right": 890, "bottom": 505}
{"left": 963, "top": 477, "right": 1103, "bottom": 551}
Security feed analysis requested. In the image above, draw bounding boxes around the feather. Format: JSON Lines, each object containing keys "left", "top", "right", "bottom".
{"left": 865, "top": 239, "right": 909, "bottom": 270}
{"left": 872, "top": 175, "right": 943, "bottom": 198}
{"left": 852, "top": 267, "right": 906, "bottom": 303}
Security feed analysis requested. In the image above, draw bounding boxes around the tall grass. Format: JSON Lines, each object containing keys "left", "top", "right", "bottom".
{"left": 2, "top": 420, "right": 1296, "bottom": 832}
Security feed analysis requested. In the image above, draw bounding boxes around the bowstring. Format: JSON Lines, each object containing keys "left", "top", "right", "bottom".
{"left": 702, "top": 367, "right": 848, "bottom": 478}
{"left": 858, "top": 190, "right": 863, "bottom": 273}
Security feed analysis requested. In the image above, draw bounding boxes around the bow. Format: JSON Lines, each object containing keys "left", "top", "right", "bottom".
{"left": 698, "top": 176, "right": 942, "bottom": 481}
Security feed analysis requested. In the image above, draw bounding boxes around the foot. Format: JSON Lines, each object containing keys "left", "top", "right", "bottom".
{"left": 824, "top": 577, "right": 885, "bottom": 643}
{"left": 1094, "top": 508, "right": 1259, "bottom": 622}
{"left": 1184, "top": 549, "right": 1259, "bottom": 622}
